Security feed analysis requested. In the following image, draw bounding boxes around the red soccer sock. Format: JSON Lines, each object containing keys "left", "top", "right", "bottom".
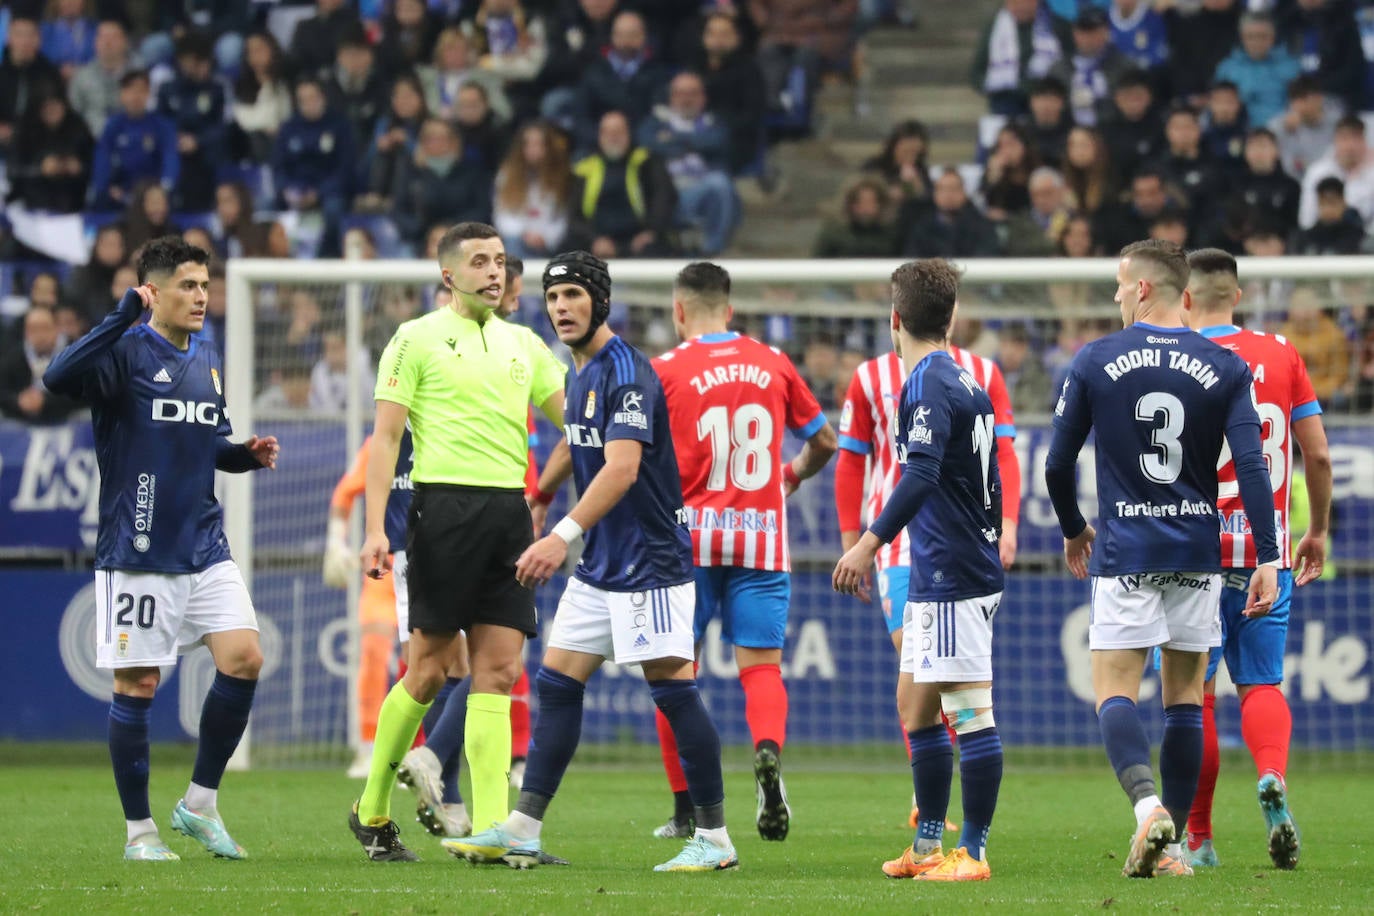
{"left": 357, "top": 631, "right": 392, "bottom": 742}
{"left": 655, "top": 706, "right": 689, "bottom": 793}
{"left": 941, "top": 711, "right": 958, "bottom": 748}
{"left": 739, "top": 663, "right": 789, "bottom": 750}
{"left": 1188, "top": 693, "right": 1220, "bottom": 847}
{"left": 510, "top": 669, "right": 531, "bottom": 758}
{"left": 1241, "top": 684, "right": 1291, "bottom": 780}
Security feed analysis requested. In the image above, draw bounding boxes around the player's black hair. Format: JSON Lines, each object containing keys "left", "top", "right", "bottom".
{"left": 505, "top": 255, "right": 524, "bottom": 284}
{"left": 1165, "top": 102, "right": 1200, "bottom": 123}
{"left": 674, "top": 262, "right": 731, "bottom": 308}
{"left": 1119, "top": 239, "right": 1189, "bottom": 294}
{"left": 435, "top": 222, "right": 500, "bottom": 264}
{"left": 1316, "top": 176, "right": 1347, "bottom": 198}
{"left": 543, "top": 250, "right": 611, "bottom": 347}
{"left": 890, "top": 259, "right": 959, "bottom": 343}
{"left": 1187, "top": 248, "right": 1238, "bottom": 280}
{"left": 1335, "top": 114, "right": 1366, "bottom": 135}
{"left": 1209, "top": 80, "right": 1239, "bottom": 96}
{"left": 136, "top": 236, "right": 211, "bottom": 284}
{"left": 1286, "top": 74, "right": 1322, "bottom": 99}
{"left": 119, "top": 69, "right": 151, "bottom": 89}
{"left": 1113, "top": 68, "right": 1152, "bottom": 93}
{"left": 1027, "top": 76, "right": 1067, "bottom": 99}
{"left": 1246, "top": 126, "right": 1278, "bottom": 144}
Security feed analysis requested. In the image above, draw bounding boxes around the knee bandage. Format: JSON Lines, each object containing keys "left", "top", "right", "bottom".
{"left": 941, "top": 687, "right": 995, "bottom": 735}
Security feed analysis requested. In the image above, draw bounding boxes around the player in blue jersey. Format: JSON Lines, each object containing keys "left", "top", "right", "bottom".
{"left": 444, "top": 251, "right": 738, "bottom": 873}
{"left": 43, "top": 237, "right": 279, "bottom": 862}
{"left": 1043, "top": 239, "right": 1281, "bottom": 879}
{"left": 833, "top": 259, "right": 1005, "bottom": 882}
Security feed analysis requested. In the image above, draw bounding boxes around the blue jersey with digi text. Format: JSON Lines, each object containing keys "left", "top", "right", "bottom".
{"left": 45, "top": 312, "right": 241, "bottom": 573}
{"left": 563, "top": 335, "right": 693, "bottom": 592}
{"left": 896, "top": 351, "right": 1004, "bottom": 601}
{"left": 1050, "top": 322, "right": 1262, "bottom": 576}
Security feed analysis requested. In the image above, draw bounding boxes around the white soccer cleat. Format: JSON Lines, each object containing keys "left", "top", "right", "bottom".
{"left": 346, "top": 742, "right": 373, "bottom": 779}
{"left": 398, "top": 746, "right": 445, "bottom": 817}
{"left": 418, "top": 801, "right": 471, "bottom": 838}
{"left": 509, "top": 758, "right": 526, "bottom": 791}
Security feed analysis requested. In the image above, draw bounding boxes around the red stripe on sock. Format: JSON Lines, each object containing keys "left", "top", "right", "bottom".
{"left": 510, "top": 669, "right": 531, "bottom": 758}
{"left": 739, "top": 663, "right": 788, "bottom": 749}
{"left": 1241, "top": 684, "right": 1291, "bottom": 780}
{"left": 1188, "top": 693, "right": 1219, "bottom": 846}
{"left": 655, "top": 707, "right": 688, "bottom": 793}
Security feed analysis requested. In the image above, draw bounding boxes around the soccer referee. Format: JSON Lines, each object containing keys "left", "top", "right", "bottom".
{"left": 350, "top": 222, "right": 566, "bottom": 861}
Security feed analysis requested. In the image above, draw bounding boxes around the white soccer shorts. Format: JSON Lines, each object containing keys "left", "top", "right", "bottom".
{"left": 393, "top": 550, "right": 410, "bottom": 641}
{"left": 900, "top": 592, "right": 1002, "bottom": 682}
{"left": 1089, "top": 572, "right": 1222, "bottom": 652}
{"left": 546, "top": 577, "right": 695, "bottom": 665}
{"left": 95, "top": 560, "right": 258, "bottom": 669}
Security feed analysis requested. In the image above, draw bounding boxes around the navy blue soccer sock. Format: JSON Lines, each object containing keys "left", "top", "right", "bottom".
{"left": 909, "top": 724, "right": 953, "bottom": 850}
{"left": 109, "top": 693, "right": 153, "bottom": 822}
{"left": 956, "top": 727, "right": 1003, "bottom": 861}
{"left": 650, "top": 679, "right": 726, "bottom": 830}
{"left": 1160, "top": 704, "right": 1204, "bottom": 834}
{"left": 1098, "top": 695, "right": 1157, "bottom": 806}
{"left": 514, "top": 668, "right": 586, "bottom": 821}
{"left": 425, "top": 677, "right": 471, "bottom": 803}
{"left": 191, "top": 672, "right": 257, "bottom": 791}
{"left": 422, "top": 676, "right": 462, "bottom": 737}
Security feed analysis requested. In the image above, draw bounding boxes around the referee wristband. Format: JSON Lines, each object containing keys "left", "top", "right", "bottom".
{"left": 782, "top": 464, "right": 801, "bottom": 488}
{"left": 530, "top": 487, "right": 555, "bottom": 506}
{"left": 552, "top": 516, "right": 584, "bottom": 544}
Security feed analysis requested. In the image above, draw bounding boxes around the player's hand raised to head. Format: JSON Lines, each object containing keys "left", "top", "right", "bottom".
{"left": 1063, "top": 523, "right": 1095, "bottom": 580}
{"left": 361, "top": 532, "right": 391, "bottom": 580}
{"left": 516, "top": 534, "right": 567, "bottom": 589}
{"left": 1244, "top": 564, "right": 1279, "bottom": 617}
{"left": 1292, "top": 532, "right": 1326, "bottom": 587}
{"left": 244, "top": 435, "right": 279, "bottom": 469}
{"left": 133, "top": 284, "right": 155, "bottom": 310}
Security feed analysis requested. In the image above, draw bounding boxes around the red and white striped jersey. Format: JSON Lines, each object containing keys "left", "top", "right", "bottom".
{"left": 838, "top": 346, "right": 1018, "bottom": 573}
{"left": 1202, "top": 325, "right": 1321, "bottom": 568}
{"left": 654, "top": 332, "right": 826, "bottom": 571}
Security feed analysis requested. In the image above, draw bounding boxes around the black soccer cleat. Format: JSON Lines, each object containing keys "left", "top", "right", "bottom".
{"left": 350, "top": 804, "right": 420, "bottom": 862}
{"left": 537, "top": 850, "right": 572, "bottom": 866}
{"left": 754, "top": 746, "right": 791, "bottom": 841}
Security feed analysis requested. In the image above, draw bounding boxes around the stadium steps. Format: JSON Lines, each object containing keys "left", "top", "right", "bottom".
{"left": 726, "top": 2, "right": 997, "bottom": 257}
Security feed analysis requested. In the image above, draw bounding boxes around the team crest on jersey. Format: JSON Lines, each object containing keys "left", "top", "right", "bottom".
{"left": 584, "top": 390, "right": 596, "bottom": 418}
{"left": 117, "top": 633, "right": 129, "bottom": 658}
{"left": 510, "top": 359, "right": 529, "bottom": 385}
{"left": 839, "top": 401, "right": 853, "bottom": 433}
{"left": 133, "top": 535, "right": 150, "bottom": 553}
{"left": 210, "top": 368, "right": 222, "bottom": 395}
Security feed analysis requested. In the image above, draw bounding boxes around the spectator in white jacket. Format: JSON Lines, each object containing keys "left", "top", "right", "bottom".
{"left": 232, "top": 32, "right": 293, "bottom": 163}
{"left": 492, "top": 120, "right": 572, "bottom": 258}
{"left": 1299, "top": 115, "right": 1374, "bottom": 231}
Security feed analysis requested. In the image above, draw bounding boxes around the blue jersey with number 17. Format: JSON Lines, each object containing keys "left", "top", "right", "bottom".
{"left": 1050, "top": 322, "right": 1267, "bottom": 576}
{"left": 898, "top": 350, "right": 1004, "bottom": 602}
{"left": 563, "top": 335, "right": 693, "bottom": 592}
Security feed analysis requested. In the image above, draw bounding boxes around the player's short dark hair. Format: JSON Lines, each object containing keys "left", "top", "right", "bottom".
{"left": 1028, "top": 75, "right": 1067, "bottom": 98}
{"left": 1119, "top": 239, "right": 1189, "bottom": 294}
{"left": 136, "top": 236, "right": 210, "bottom": 284}
{"left": 890, "top": 259, "right": 960, "bottom": 343}
{"left": 436, "top": 222, "right": 500, "bottom": 263}
{"left": 1165, "top": 102, "right": 1199, "bottom": 123}
{"left": 1209, "top": 80, "right": 1239, "bottom": 95}
{"left": 1336, "top": 114, "right": 1366, "bottom": 135}
{"left": 1316, "top": 176, "right": 1346, "bottom": 198}
{"left": 674, "top": 262, "right": 731, "bottom": 309}
{"left": 1246, "top": 126, "right": 1277, "bottom": 144}
{"left": 505, "top": 255, "right": 524, "bottom": 284}
{"left": 119, "top": 69, "right": 150, "bottom": 89}
{"left": 1187, "top": 248, "right": 1238, "bottom": 280}
{"left": 1114, "top": 68, "right": 1152, "bottom": 93}
{"left": 1287, "top": 74, "right": 1321, "bottom": 99}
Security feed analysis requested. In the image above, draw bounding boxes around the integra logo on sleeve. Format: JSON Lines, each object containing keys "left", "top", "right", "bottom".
{"left": 151, "top": 399, "right": 219, "bottom": 425}
{"left": 613, "top": 390, "right": 648, "bottom": 429}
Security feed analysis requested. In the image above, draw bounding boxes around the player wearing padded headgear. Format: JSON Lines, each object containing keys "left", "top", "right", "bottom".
{"left": 348, "top": 222, "right": 566, "bottom": 863}
{"left": 446, "top": 251, "right": 738, "bottom": 873}
{"left": 834, "top": 260, "right": 1005, "bottom": 882}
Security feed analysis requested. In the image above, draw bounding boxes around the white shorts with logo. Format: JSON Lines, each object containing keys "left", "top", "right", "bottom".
{"left": 900, "top": 592, "right": 1002, "bottom": 682}
{"left": 393, "top": 550, "right": 410, "bottom": 641}
{"left": 546, "top": 577, "right": 695, "bottom": 665}
{"left": 1090, "top": 572, "right": 1221, "bottom": 652}
{"left": 95, "top": 560, "right": 258, "bottom": 669}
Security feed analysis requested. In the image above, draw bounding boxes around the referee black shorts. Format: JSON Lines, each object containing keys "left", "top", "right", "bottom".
{"left": 405, "top": 484, "right": 537, "bottom": 637}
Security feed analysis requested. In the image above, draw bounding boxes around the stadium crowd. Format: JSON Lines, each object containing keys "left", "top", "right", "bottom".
{"left": 2, "top": 0, "right": 1374, "bottom": 423}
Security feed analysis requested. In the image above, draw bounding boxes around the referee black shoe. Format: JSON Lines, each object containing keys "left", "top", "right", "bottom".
{"left": 350, "top": 803, "right": 419, "bottom": 862}
{"left": 754, "top": 745, "right": 791, "bottom": 841}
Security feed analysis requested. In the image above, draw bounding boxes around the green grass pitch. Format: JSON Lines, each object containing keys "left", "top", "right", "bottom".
{"left": 4, "top": 744, "right": 1371, "bottom": 914}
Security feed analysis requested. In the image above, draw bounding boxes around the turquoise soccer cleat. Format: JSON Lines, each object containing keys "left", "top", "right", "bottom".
{"left": 1187, "top": 838, "right": 1220, "bottom": 867}
{"left": 653, "top": 835, "right": 739, "bottom": 873}
{"left": 171, "top": 799, "right": 247, "bottom": 859}
{"left": 124, "top": 835, "right": 180, "bottom": 861}
{"left": 442, "top": 824, "right": 541, "bottom": 869}
{"left": 1258, "top": 774, "right": 1301, "bottom": 870}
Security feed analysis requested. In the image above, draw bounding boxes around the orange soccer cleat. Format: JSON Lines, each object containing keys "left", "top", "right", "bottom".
{"left": 1123, "top": 806, "right": 1175, "bottom": 878}
{"left": 882, "top": 845, "right": 945, "bottom": 878}
{"left": 914, "top": 847, "right": 990, "bottom": 882}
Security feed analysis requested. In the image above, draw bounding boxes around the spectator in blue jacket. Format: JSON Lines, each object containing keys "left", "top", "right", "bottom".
{"left": 156, "top": 31, "right": 227, "bottom": 211}
{"left": 1214, "top": 13, "right": 1301, "bottom": 127}
{"left": 40, "top": 0, "right": 97, "bottom": 78}
{"left": 273, "top": 77, "right": 355, "bottom": 256}
{"left": 1109, "top": 0, "right": 1168, "bottom": 84}
{"left": 90, "top": 70, "right": 180, "bottom": 211}
{"left": 636, "top": 71, "right": 740, "bottom": 256}
{"left": 576, "top": 9, "right": 671, "bottom": 149}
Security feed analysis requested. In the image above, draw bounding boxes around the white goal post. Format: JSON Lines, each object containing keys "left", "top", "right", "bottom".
{"left": 224, "top": 254, "right": 1374, "bottom": 768}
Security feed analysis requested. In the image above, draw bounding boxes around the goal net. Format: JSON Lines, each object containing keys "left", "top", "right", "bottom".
{"left": 225, "top": 255, "right": 1374, "bottom": 769}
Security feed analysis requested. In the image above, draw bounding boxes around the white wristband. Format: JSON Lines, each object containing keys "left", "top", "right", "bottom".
{"left": 552, "top": 516, "right": 584, "bottom": 544}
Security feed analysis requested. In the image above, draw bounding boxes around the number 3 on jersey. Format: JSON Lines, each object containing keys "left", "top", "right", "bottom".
{"left": 697, "top": 404, "right": 773, "bottom": 491}
{"left": 1135, "top": 392, "right": 1185, "bottom": 484}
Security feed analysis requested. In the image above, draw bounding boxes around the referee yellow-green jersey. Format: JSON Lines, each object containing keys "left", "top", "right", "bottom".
{"left": 376, "top": 307, "right": 564, "bottom": 488}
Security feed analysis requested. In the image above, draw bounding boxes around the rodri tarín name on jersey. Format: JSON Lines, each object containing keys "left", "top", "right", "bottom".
{"left": 1102, "top": 348, "right": 1221, "bottom": 389}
